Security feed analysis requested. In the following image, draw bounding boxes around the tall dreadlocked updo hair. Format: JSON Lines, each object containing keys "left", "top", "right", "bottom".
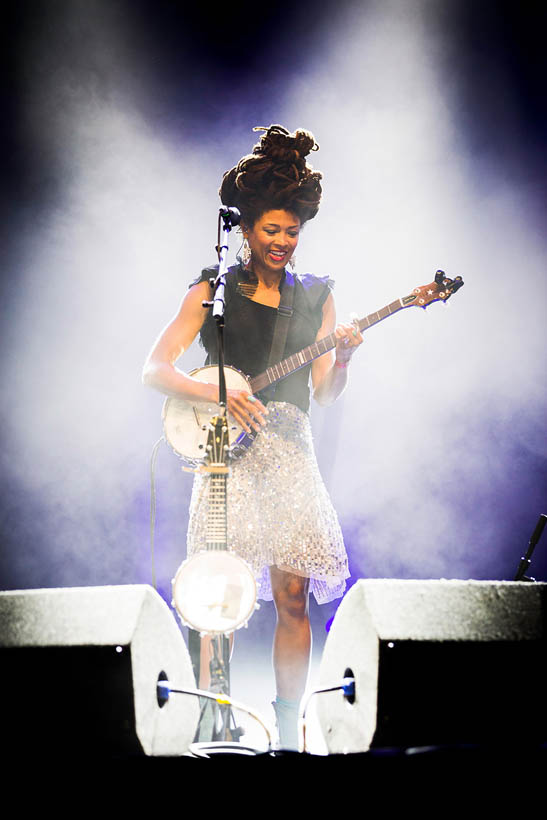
{"left": 219, "top": 125, "right": 323, "bottom": 227}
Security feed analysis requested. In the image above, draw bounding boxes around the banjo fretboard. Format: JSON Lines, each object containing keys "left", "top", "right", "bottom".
{"left": 250, "top": 297, "right": 405, "bottom": 394}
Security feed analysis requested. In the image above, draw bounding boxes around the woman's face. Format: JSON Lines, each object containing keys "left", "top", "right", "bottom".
{"left": 244, "top": 210, "right": 301, "bottom": 277}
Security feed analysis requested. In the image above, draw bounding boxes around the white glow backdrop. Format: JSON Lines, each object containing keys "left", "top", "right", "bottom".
{"left": 2, "top": 0, "right": 545, "bottom": 598}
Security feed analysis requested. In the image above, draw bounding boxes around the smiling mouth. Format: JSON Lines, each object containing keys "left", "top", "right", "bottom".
{"left": 268, "top": 250, "right": 286, "bottom": 262}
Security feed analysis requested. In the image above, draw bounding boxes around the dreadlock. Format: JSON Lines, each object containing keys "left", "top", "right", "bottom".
{"left": 219, "top": 125, "right": 323, "bottom": 226}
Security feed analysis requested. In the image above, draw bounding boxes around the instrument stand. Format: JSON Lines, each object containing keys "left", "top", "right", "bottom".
{"left": 208, "top": 636, "right": 243, "bottom": 742}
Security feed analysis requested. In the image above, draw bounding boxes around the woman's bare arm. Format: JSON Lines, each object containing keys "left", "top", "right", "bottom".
{"left": 142, "top": 281, "right": 268, "bottom": 433}
{"left": 311, "top": 292, "right": 363, "bottom": 407}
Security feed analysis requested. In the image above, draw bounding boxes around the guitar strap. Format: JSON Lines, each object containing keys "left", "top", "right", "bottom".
{"left": 258, "top": 270, "right": 295, "bottom": 403}
{"left": 268, "top": 270, "right": 296, "bottom": 367}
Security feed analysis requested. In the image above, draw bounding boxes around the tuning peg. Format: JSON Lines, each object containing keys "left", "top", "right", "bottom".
{"left": 434, "top": 270, "right": 446, "bottom": 284}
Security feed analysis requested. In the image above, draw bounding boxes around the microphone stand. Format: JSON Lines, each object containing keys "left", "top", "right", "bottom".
{"left": 514, "top": 513, "right": 546, "bottom": 582}
{"left": 206, "top": 207, "right": 241, "bottom": 413}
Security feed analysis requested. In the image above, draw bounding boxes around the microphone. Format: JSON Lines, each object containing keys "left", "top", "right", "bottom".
{"left": 219, "top": 206, "right": 241, "bottom": 227}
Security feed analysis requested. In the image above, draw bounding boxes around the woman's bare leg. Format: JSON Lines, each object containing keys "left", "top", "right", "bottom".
{"left": 270, "top": 566, "right": 311, "bottom": 701}
{"left": 269, "top": 566, "right": 311, "bottom": 748}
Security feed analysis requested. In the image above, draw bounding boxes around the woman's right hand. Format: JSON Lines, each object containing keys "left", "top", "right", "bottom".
{"left": 225, "top": 388, "right": 269, "bottom": 434}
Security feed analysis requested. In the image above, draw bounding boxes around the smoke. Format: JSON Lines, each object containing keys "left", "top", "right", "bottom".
{"left": 1, "top": 3, "right": 224, "bottom": 588}
{"left": 279, "top": 1, "right": 547, "bottom": 581}
{"left": 1, "top": 0, "right": 545, "bottom": 597}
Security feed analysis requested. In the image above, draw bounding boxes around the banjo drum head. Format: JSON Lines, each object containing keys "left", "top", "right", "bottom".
{"left": 172, "top": 551, "right": 257, "bottom": 635}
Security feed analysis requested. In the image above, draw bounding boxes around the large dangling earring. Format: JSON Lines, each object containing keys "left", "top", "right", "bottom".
{"left": 241, "top": 237, "right": 252, "bottom": 267}
{"left": 288, "top": 253, "right": 296, "bottom": 270}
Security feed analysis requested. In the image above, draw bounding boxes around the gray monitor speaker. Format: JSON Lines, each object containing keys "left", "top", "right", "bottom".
{"left": 318, "top": 579, "right": 546, "bottom": 754}
{"left": 0, "top": 584, "right": 200, "bottom": 756}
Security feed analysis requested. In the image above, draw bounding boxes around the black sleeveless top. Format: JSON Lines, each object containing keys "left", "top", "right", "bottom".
{"left": 191, "top": 263, "right": 333, "bottom": 413}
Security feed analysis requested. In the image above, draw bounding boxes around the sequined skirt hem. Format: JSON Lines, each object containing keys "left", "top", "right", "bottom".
{"left": 261, "top": 563, "right": 350, "bottom": 605}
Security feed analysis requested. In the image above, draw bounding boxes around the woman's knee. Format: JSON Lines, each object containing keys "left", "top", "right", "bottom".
{"left": 271, "top": 568, "right": 309, "bottom": 620}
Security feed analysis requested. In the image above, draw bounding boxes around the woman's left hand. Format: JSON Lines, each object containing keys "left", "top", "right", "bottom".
{"left": 334, "top": 317, "right": 363, "bottom": 365}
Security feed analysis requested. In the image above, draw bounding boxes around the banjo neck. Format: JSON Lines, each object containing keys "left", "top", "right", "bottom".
{"left": 249, "top": 271, "right": 463, "bottom": 395}
{"left": 249, "top": 299, "right": 404, "bottom": 393}
{"left": 203, "top": 415, "right": 230, "bottom": 551}
{"left": 206, "top": 470, "right": 228, "bottom": 551}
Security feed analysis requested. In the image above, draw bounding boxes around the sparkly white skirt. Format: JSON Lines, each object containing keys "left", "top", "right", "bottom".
{"left": 186, "top": 402, "right": 349, "bottom": 604}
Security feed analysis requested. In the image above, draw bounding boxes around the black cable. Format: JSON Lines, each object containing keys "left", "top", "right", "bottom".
{"left": 149, "top": 436, "right": 165, "bottom": 591}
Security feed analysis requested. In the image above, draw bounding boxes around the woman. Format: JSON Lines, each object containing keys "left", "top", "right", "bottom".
{"left": 143, "top": 125, "right": 363, "bottom": 748}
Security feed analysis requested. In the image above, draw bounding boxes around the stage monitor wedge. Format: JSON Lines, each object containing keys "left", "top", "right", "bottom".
{"left": 318, "top": 579, "right": 547, "bottom": 754}
{"left": 0, "top": 584, "right": 200, "bottom": 757}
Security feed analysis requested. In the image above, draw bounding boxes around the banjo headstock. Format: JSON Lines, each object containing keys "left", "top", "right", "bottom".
{"left": 402, "top": 270, "right": 464, "bottom": 309}
{"left": 204, "top": 414, "right": 230, "bottom": 469}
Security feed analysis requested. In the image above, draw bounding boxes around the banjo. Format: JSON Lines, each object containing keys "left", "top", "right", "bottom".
{"left": 163, "top": 270, "right": 464, "bottom": 464}
{"left": 171, "top": 413, "right": 257, "bottom": 635}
